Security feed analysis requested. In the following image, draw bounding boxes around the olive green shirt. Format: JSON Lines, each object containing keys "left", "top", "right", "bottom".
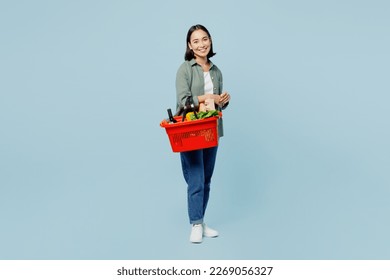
{"left": 175, "top": 58, "right": 228, "bottom": 137}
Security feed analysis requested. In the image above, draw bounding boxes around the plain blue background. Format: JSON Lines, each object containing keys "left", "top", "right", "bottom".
{"left": 1, "top": 0, "right": 389, "bottom": 259}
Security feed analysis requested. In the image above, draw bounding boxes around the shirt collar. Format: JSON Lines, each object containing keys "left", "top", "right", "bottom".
{"left": 189, "top": 58, "right": 214, "bottom": 69}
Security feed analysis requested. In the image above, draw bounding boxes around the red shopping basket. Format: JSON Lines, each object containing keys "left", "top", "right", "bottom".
{"left": 160, "top": 113, "right": 221, "bottom": 152}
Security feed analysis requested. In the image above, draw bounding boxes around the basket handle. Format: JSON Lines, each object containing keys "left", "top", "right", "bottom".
{"left": 181, "top": 96, "right": 198, "bottom": 122}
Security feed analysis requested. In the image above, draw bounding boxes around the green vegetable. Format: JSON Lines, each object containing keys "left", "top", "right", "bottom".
{"left": 188, "top": 110, "right": 219, "bottom": 120}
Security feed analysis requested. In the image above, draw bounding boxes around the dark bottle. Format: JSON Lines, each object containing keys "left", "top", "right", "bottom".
{"left": 167, "top": 108, "right": 177, "bottom": 123}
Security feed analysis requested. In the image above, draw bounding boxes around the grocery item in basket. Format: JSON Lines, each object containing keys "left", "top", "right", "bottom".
{"left": 186, "top": 110, "right": 219, "bottom": 121}
{"left": 167, "top": 108, "right": 177, "bottom": 123}
{"left": 204, "top": 98, "right": 216, "bottom": 111}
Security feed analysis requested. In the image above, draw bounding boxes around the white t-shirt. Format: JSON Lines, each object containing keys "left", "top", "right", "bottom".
{"left": 203, "top": 71, "right": 214, "bottom": 94}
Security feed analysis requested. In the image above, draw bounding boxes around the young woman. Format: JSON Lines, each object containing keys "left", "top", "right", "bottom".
{"left": 176, "top": 24, "right": 231, "bottom": 243}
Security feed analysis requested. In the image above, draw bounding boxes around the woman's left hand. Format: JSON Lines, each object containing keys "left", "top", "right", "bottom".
{"left": 219, "top": 92, "right": 231, "bottom": 107}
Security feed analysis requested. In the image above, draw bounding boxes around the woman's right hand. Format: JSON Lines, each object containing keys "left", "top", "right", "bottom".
{"left": 199, "top": 93, "right": 228, "bottom": 107}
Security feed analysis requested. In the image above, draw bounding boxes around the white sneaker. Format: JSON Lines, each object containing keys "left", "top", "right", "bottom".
{"left": 190, "top": 224, "right": 203, "bottom": 243}
{"left": 203, "top": 223, "right": 219, "bottom": 238}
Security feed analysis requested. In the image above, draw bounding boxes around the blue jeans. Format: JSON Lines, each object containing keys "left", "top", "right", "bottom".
{"left": 180, "top": 146, "right": 218, "bottom": 224}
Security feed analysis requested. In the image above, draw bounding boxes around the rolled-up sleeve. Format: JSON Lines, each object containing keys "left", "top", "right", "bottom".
{"left": 221, "top": 69, "right": 229, "bottom": 110}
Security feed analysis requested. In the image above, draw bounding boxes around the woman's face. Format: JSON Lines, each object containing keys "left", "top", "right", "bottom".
{"left": 188, "top": 29, "right": 211, "bottom": 59}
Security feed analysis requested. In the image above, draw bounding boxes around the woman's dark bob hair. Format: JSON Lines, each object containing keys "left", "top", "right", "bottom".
{"left": 185, "top": 24, "right": 216, "bottom": 61}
